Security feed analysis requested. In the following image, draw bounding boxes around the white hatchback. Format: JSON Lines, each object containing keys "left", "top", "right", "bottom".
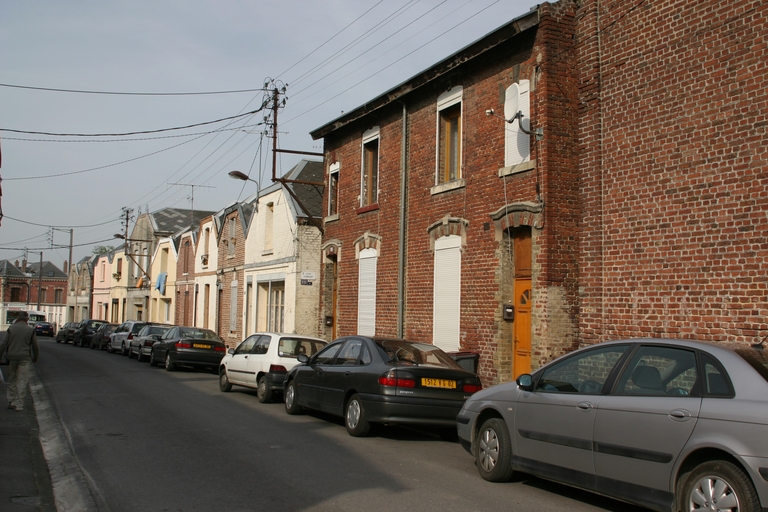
{"left": 218, "top": 333, "right": 327, "bottom": 402}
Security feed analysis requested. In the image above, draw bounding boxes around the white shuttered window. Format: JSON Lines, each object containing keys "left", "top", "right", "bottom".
{"left": 504, "top": 79, "right": 531, "bottom": 167}
{"left": 357, "top": 248, "right": 377, "bottom": 336}
{"left": 433, "top": 235, "right": 461, "bottom": 352}
{"left": 229, "top": 280, "right": 238, "bottom": 332}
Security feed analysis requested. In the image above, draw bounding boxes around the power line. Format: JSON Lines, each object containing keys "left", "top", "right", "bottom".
{"left": 0, "top": 123, "right": 264, "bottom": 143}
{"left": 0, "top": 82, "right": 271, "bottom": 96}
{"left": 0, "top": 106, "right": 265, "bottom": 138}
{"left": 0, "top": 236, "right": 117, "bottom": 251}
{"left": 2, "top": 214, "right": 120, "bottom": 228}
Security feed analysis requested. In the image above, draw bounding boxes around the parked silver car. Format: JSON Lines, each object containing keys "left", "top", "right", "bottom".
{"left": 108, "top": 321, "right": 147, "bottom": 355}
{"left": 457, "top": 338, "right": 768, "bottom": 512}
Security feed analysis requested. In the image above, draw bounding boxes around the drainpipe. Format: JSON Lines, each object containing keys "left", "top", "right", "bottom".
{"left": 397, "top": 101, "right": 408, "bottom": 338}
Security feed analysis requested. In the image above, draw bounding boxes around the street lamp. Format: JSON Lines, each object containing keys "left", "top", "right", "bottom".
{"left": 228, "top": 170, "right": 260, "bottom": 211}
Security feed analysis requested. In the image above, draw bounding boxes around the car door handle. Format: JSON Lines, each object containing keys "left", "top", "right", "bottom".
{"left": 669, "top": 409, "right": 692, "bottom": 421}
{"left": 344, "top": 372, "right": 350, "bottom": 376}
{"left": 577, "top": 402, "right": 594, "bottom": 411}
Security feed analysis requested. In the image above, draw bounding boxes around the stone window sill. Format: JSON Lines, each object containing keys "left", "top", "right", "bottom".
{"left": 430, "top": 178, "right": 466, "bottom": 195}
{"left": 498, "top": 159, "right": 536, "bottom": 177}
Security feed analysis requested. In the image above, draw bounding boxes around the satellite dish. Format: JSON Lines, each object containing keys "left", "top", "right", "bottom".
{"left": 504, "top": 83, "right": 519, "bottom": 121}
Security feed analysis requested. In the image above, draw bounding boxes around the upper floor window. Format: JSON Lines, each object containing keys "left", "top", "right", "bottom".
{"left": 504, "top": 79, "right": 531, "bottom": 167}
{"left": 361, "top": 128, "right": 379, "bottom": 206}
{"left": 328, "top": 162, "right": 340, "bottom": 216}
{"left": 264, "top": 203, "right": 274, "bottom": 252}
{"left": 436, "top": 86, "right": 462, "bottom": 184}
{"left": 228, "top": 217, "right": 236, "bottom": 257}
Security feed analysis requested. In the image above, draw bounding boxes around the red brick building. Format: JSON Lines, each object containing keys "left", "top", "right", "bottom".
{"left": 311, "top": 0, "right": 768, "bottom": 385}
{"left": 311, "top": 4, "right": 579, "bottom": 385}
{"left": 215, "top": 198, "right": 257, "bottom": 348}
{"left": 175, "top": 231, "right": 196, "bottom": 327}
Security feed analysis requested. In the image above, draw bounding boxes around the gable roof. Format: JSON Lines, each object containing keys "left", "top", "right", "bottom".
{"left": 28, "top": 261, "right": 68, "bottom": 279}
{"left": 149, "top": 207, "right": 218, "bottom": 237}
{"left": 0, "top": 260, "right": 26, "bottom": 278}
{"left": 259, "top": 159, "right": 324, "bottom": 221}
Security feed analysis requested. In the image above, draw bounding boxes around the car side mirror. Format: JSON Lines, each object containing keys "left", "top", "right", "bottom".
{"left": 227, "top": 348, "right": 235, "bottom": 355}
{"left": 516, "top": 374, "right": 534, "bottom": 391}
{"left": 297, "top": 354, "right": 309, "bottom": 364}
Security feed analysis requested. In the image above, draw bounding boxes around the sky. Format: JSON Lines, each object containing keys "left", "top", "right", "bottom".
{"left": 0, "top": 0, "right": 534, "bottom": 270}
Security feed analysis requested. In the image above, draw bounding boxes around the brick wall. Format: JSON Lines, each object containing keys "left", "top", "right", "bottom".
{"left": 217, "top": 210, "right": 246, "bottom": 348}
{"left": 576, "top": 0, "right": 768, "bottom": 344}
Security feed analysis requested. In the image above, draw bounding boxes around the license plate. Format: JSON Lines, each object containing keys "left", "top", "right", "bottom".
{"left": 193, "top": 343, "right": 211, "bottom": 349}
{"left": 421, "top": 378, "right": 456, "bottom": 389}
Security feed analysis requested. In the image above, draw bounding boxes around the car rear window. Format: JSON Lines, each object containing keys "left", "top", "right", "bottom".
{"left": 180, "top": 328, "right": 221, "bottom": 341}
{"left": 147, "top": 326, "right": 170, "bottom": 336}
{"left": 377, "top": 339, "right": 463, "bottom": 370}
{"left": 278, "top": 338, "right": 326, "bottom": 358}
{"left": 130, "top": 323, "right": 147, "bottom": 334}
{"left": 733, "top": 346, "right": 768, "bottom": 383}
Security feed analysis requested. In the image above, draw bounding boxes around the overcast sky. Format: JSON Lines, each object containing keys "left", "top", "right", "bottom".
{"left": 1, "top": 0, "right": 533, "bottom": 269}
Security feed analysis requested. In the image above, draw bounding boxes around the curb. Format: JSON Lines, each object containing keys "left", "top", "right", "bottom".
{"left": 29, "top": 366, "right": 99, "bottom": 512}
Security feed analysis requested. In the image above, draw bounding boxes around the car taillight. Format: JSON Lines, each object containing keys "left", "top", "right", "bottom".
{"left": 127, "top": 333, "right": 134, "bottom": 340}
{"left": 378, "top": 371, "right": 416, "bottom": 388}
{"left": 463, "top": 383, "right": 483, "bottom": 393}
{"left": 269, "top": 364, "right": 287, "bottom": 372}
{"left": 214, "top": 346, "right": 225, "bottom": 353}
{"left": 176, "top": 341, "right": 192, "bottom": 349}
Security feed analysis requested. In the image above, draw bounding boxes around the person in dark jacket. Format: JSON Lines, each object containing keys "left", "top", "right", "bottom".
{"left": 0, "top": 311, "right": 40, "bottom": 411}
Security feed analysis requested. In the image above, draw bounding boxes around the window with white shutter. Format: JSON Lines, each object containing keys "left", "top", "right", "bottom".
{"left": 504, "top": 79, "right": 531, "bottom": 167}
{"left": 433, "top": 235, "right": 461, "bottom": 352}
{"left": 229, "top": 280, "right": 238, "bottom": 332}
{"left": 357, "top": 248, "right": 377, "bottom": 336}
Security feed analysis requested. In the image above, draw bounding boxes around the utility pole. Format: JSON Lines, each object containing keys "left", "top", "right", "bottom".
{"left": 167, "top": 182, "right": 216, "bottom": 229}
{"left": 262, "top": 81, "right": 325, "bottom": 234}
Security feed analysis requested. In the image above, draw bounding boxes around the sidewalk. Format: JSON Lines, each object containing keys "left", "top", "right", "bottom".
{"left": 0, "top": 365, "right": 98, "bottom": 512}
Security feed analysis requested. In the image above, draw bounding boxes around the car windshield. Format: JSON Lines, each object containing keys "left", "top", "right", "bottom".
{"left": 278, "top": 338, "right": 326, "bottom": 358}
{"left": 733, "top": 346, "right": 768, "bottom": 383}
{"left": 180, "top": 328, "right": 221, "bottom": 341}
{"left": 377, "top": 339, "right": 463, "bottom": 369}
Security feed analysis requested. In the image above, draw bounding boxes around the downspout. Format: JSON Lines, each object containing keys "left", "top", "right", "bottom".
{"left": 397, "top": 101, "right": 408, "bottom": 338}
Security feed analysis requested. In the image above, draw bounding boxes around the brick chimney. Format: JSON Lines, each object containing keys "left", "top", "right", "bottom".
{"left": 21, "top": 259, "right": 27, "bottom": 272}
{"left": 63, "top": 260, "right": 68, "bottom": 274}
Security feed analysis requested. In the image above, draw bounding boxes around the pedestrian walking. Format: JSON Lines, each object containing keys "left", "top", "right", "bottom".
{"left": 0, "top": 311, "right": 40, "bottom": 412}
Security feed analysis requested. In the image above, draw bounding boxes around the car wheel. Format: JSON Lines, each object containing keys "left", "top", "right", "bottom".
{"left": 284, "top": 381, "right": 302, "bottom": 415}
{"left": 121, "top": 342, "right": 128, "bottom": 356}
{"left": 475, "top": 417, "right": 514, "bottom": 482}
{"left": 149, "top": 352, "right": 158, "bottom": 367}
{"left": 165, "top": 354, "right": 176, "bottom": 372}
{"left": 137, "top": 350, "right": 145, "bottom": 362}
{"left": 345, "top": 394, "right": 371, "bottom": 437}
{"left": 257, "top": 376, "right": 272, "bottom": 403}
{"left": 89, "top": 341, "right": 96, "bottom": 350}
{"left": 219, "top": 371, "right": 232, "bottom": 392}
{"left": 56, "top": 338, "right": 61, "bottom": 344}
{"left": 680, "top": 460, "right": 759, "bottom": 512}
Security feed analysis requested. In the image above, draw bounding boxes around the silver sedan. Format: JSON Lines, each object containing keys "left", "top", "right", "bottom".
{"left": 457, "top": 338, "right": 768, "bottom": 512}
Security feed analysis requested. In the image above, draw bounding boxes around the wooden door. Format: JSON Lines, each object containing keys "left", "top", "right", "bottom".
{"left": 513, "top": 228, "right": 532, "bottom": 378}
{"left": 513, "top": 279, "right": 532, "bottom": 378}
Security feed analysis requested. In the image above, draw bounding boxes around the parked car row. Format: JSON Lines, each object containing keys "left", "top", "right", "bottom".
{"left": 70, "top": 325, "right": 768, "bottom": 511}
{"left": 55, "top": 319, "right": 108, "bottom": 347}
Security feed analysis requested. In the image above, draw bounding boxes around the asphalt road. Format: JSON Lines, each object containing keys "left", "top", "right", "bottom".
{"left": 36, "top": 338, "right": 646, "bottom": 512}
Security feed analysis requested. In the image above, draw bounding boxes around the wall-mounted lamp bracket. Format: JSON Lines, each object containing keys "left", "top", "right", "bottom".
{"left": 485, "top": 108, "right": 544, "bottom": 141}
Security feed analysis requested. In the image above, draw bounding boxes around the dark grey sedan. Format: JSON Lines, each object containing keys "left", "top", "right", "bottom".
{"left": 457, "top": 338, "right": 768, "bottom": 512}
{"left": 284, "top": 336, "right": 483, "bottom": 437}
{"left": 149, "top": 326, "right": 226, "bottom": 372}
